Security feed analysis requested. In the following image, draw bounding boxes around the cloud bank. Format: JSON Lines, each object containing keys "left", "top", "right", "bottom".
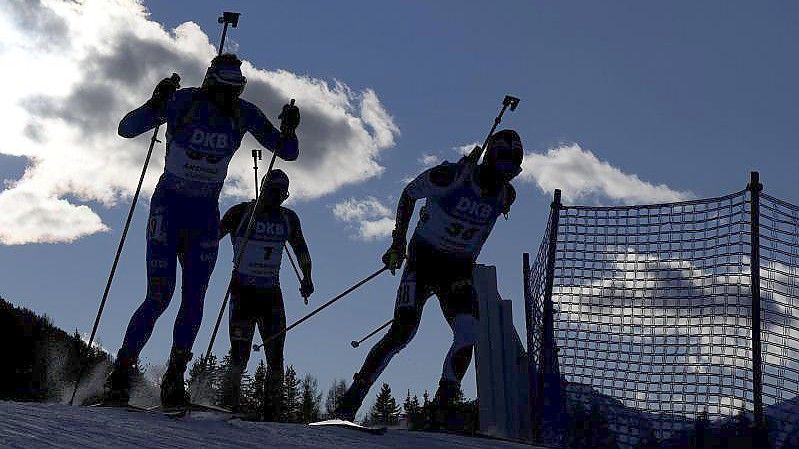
{"left": 520, "top": 144, "right": 690, "bottom": 205}
{"left": 0, "top": 0, "right": 398, "bottom": 245}
{"left": 332, "top": 197, "right": 394, "bottom": 241}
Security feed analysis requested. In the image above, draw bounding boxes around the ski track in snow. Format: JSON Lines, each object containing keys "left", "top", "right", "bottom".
{"left": 0, "top": 401, "right": 543, "bottom": 449}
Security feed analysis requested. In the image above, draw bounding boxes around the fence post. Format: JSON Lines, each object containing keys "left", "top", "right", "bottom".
{"left": 748, "top": 171, "right": 764, "bottom": 435}
{"left": 541, "top": 189, "right": 562, "bottom": 444}
{"left": 523, "top": 252, "right": 538, "bottom": 442}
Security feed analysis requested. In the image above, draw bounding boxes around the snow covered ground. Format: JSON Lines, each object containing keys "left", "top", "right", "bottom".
{"left": 0, "top": 401, "right": 545, "bottom": 449}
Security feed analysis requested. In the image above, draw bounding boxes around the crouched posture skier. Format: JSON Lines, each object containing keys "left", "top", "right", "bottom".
{"left": 219, "top": 169, "right": 314, "bottom": 419}
{"left": 335, "top": 130, "right": 523, "bottom": 425}
{"left": 106, "top": 53, "right": 300, "bottom": 407}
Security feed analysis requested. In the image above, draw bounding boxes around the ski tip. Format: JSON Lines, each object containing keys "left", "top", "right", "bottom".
{"left": 309, "top": 419, "right": 387, "bottom": 435}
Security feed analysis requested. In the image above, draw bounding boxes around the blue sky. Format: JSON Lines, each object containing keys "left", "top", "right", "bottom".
{"left": 1, "top": 0, "right": 797, "bottom": 413}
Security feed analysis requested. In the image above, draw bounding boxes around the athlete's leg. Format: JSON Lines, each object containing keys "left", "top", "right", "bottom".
{"left": 438, "top": 278, "right": 480, "bottom": 384}
{"left": 117, "top": 194, "right": 178, "bottom": 363}
{"left": 432, "top": 269, "right": 479, "bottom": 423}
{"left": 225, "top": 279, "right": 257, "bottom": 411}
{"left": 172, "top": 209, "right": 220, "bottom": 353}
{"left": 336, "top": 247, "right": 433, "bottom": 420}
{"left": 161, "top": 206, "right": 219, "bottom": 407}
{"left": 256, "top": 287, "right": 286, "bottom": 421}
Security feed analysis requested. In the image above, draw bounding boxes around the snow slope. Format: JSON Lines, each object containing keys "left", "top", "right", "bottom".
{"left": 0, "top": 401, "right": 545, "bottom": 449}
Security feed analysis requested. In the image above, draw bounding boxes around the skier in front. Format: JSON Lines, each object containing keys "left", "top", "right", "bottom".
{"left": 335, "top": 130, "right": 523, "bottom": 427}
{"left": 105, "top": 53, "right": 300, "bottom": 409}
{"left": 218, "top": 169, "right": 314, "bottom": 419}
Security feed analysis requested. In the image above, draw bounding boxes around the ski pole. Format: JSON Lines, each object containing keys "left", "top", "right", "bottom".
{"left": 465, "top": 95, "right": 521, "bottom": 163}
{"left": 217, "top": 12, "right": 240, "bottom": 56}
{"left": 251, "top": 149, "right": 262, "bottom": 199}
{"left": 253, "top": 266, "right": 388, "bottom": 352}
{"left": 285, "top": 248, "right": 309, "bottom": 305}
{"left": 69, "top": 75, "right": 179, "bottom": 405}
{"left": 350, "top": 319, "right": 394, "bottom": 348}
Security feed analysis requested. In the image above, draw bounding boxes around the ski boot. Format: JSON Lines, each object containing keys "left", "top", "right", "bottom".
{"left": 102, "top": 355, "right": 138, "bottom": 405}
{"left": 160, "top": 347, "right": 192, "bottom": 409}
{"left": 333, "top": 373, "right": 371, "bottom": 422}
{"left": 427, "top": 379, "right": 464, "bottom": 431}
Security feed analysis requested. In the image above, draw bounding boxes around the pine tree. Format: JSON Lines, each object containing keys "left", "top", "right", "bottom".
{"left": 215, "top": 352, "right": 234, "bottom": 407}
{"left": 300, "top": 374, "right": 322, "bottom": 423}
{"left": 248, "top": 360, "right": 267, "bottom": 420}
{"left": 282, "top": 365, "right": 301, "bottom": 423}
{"left": 403, "top": 390, "right": 423, "bottom": 430}
{"left": 324, "top": 378, "right": 348, "bottom": 418}
{"left": 369, "top": 383, "right": 400, "bottom": 426}
{"left": 187, "top": 354, "right": 217, "bottom": 401}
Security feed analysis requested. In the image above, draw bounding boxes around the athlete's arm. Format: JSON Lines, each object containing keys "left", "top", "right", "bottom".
{"left": 241, "top": 101, "right": 299, "bottom": 161}
{"left": 118, "top": 79, "right": 182, "bottom": 138}
{"left": 393, "top": 163, "right": 458, "bottom": 240}
{"left": 219, "top": 202, "right": 250, "bottom": 240}
{"left": 117, "top": 103, "right": 166, "bottom": 138}
{"left": 285, "top": 209, "right": 312, "bottom": 280}
{"left": 502, "top": 183, "right": 517, "bottom": 215}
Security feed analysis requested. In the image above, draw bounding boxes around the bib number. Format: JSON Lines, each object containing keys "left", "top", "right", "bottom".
{"left": 444, "top": 222, "right": 479, "bottom": 241}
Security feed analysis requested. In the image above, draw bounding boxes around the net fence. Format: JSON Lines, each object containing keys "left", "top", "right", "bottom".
{"left": 525, "top": 182, "right": 799, "bottom": 449}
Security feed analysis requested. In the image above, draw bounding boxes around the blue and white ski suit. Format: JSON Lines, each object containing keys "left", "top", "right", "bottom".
{"left": 116, "top": 87, "right": 298, "bottom": 360}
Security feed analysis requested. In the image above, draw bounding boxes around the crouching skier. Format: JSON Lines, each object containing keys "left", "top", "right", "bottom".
{"left": 219, "top": 169, "right": 314, "bottom": 420}
{"left": 105, "top": 53, "right": 300, "bottom": 409}
{"left": 335, "top": 130, "right": 523, "bottom": 427}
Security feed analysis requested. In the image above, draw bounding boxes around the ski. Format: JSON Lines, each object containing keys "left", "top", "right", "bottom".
{"left": 87, "top": 402, "right": 160, "bottom": 413}
{"left": 309, "top": 418, "right": 387, "bottom": 435}
{"left": 88, "top": 401, "right": 232, "bottom": 418}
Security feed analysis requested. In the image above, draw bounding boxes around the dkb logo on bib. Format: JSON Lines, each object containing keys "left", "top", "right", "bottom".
{"left": 190, "top": 129, "right": 229, "bottom": 149}
{"left": 455, "top": 197, "right": 492, "bottom": 219}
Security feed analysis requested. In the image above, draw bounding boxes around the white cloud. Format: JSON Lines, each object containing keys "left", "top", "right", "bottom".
{"left": 453, "top": 142, "right": 479, "bottom": 156}
{"left": 0, "top": 186, "right": 108, "bottom": 245}
{"left": 0, "top": 0, "right": 398, "bottom": 245}
{"left": 418, "top": 153, "right": 440, "bottom": 167}
{"left": 332, "top": 196, "right": 394, "bottom": 241}
{"left": 520, "top": 143, "right": 690, "bottom": 205}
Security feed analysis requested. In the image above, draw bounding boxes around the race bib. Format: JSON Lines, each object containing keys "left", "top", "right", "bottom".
{"left": 416, "top": 202, "right": 493, "bottom": 254}
{"left": 238, "top": 239, "right": 283, "bottom": 278}
{"left": 165, "top": 142, "right": 233, "bottom": 183}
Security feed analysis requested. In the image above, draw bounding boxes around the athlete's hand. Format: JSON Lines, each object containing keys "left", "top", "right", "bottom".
{"left": 382, "top": 236, "right": 406, "bottom": 275}
{"left": 149, "top": 73, "right": 180, "bottom": 110}
{"left": 278, "top": 100, "right": 300, "bottom": 139}
{"left": 300, "top": 277, "right": 314, "bottom": 303}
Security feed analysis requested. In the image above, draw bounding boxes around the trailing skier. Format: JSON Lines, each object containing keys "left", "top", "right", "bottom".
{"left": 218, "top": 169, "right": 314, "bottom": 420}
{"left": 334, "top": 129, "right": 523, "bottom": 428}
{"left": 104, "top": 53, "right": 300, "bottom": 409}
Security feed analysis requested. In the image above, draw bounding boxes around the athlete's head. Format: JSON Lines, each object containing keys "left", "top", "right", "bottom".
{"left": 481, "top": 129, "right": 523, "bottom": 184}
{"left": 202, "top": 53, "right": 246, "bottom": 111}
{"left": 259, "top": 169, "right": 290, "bottom": 208}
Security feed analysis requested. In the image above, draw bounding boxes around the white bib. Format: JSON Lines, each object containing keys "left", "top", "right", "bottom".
{"left": 237, "top": 239, "right": 283, "bottom": 278}
{"left": 164, "top": 143, "right": 233, "bottom": 184}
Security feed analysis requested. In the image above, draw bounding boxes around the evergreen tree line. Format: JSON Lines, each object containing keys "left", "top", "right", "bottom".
{"left": 186, "top": 355, "right": 325, "bottom": 423}
{"left": 184, "top": 354, "right": 479, "bottom": 431}
{"left": 369, "top": 382, "right": 479, "bottom": 434}
{"left": 0, "top": 297, "right": 109, "bottom": 403}
{"left": 561, "top": 398, "right": 774, "bottom": 449}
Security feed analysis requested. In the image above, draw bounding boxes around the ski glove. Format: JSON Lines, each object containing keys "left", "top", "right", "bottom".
{"left": 148, "top": 73, "right": 180, "bottom": 112}
{"left": 300, "top": 277, "right": 314, "bottom": 300}
{"left": 382, "top": 231, "right": 407, "bottom": 275}
{"left": 278, "top": 101, "right": 300, "bottom": 138}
